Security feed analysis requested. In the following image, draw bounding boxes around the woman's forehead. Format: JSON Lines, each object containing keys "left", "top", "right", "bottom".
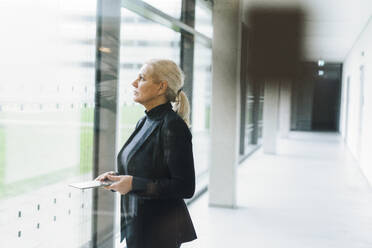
{"left": 139, "top": 64, "right": 153, "bottom": 76}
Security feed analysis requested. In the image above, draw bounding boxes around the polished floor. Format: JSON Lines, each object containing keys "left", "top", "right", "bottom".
{"left": 183, "top": 132, "right": 372, "bottom": 248}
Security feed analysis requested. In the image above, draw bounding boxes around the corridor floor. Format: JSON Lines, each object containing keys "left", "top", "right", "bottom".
{"left": 183, "top": 132, "right": 372, "bottom": 248}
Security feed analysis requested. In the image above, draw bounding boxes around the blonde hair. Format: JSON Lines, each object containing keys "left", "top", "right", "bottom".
{"left": 146, "top": 59, "right": 191, "bottom": 127}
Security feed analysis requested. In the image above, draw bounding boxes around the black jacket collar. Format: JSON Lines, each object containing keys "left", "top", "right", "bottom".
{"left": 145, "top": 102, "right": 172, "bottom": 119}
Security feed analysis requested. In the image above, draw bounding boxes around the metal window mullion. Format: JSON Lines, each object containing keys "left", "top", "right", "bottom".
{"left": 181, "top": 0, "right": 195, "bottom": 125}
{"left": 92, "top": 0, "right": 122, "bottom": 247}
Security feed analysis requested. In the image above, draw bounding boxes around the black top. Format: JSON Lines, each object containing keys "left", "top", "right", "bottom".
{"left": 117, "top": 102, "right": 197, "bottom": 248}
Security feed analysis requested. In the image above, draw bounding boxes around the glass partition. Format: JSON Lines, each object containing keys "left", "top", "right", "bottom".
{"left": 244, "top": 81, "right": 256, "bottom": 153}
{"left": 195, "top": 0, "right": 213, "bottom": 38}
{"left": 0, "top": 0, "right": 214, "bottom": 246}
{"left": 118, "top": 7, "right": 181, "bottom": 145}
{"left": 0, "top": 0, "right": 96, "bottom": 247}
{"left": 192, "top": 42, "right": 212, "bottom": 176}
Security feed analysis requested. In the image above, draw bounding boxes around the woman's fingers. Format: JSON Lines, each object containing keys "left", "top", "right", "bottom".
{"left": 105, "top": 182, "right": 119, "bottom": 191}
{"left": 102, "top": 176, "right": 132, "bottom": 195}
{"left": 104, "top": 183, "right": 116, "bottom": 190}
{"left": 107, "top": 175, "right": 121, "bottom": 181}
{"left": 95, "top": 171, "right": 116, "bottom": 181}
{"left": 96, "top": 175, "right": 106, "bottom": 181}
{"left": 103, "top": 175, "right": 121, "bottom": 190}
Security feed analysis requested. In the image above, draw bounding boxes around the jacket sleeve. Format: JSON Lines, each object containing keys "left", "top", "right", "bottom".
{"left": 130, "top": 118, "right": 196, "bottom": 199}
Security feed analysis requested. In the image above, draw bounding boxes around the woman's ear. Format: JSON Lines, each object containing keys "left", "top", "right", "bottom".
{"left": 159, "top": 81, "right": 168, "bottom": 95}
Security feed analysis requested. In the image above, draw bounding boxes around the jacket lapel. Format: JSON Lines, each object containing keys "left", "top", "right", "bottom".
{"left": 121, "top": 117, "right": 146, "bottom": 151}
{"left": 117, "top": 117, "right": 146, "bottom": 174}
{"left": 125, "top": 118, "right": 162, "bottom": 167}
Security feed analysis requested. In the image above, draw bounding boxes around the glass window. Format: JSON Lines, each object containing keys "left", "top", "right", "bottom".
{"left": 192, "top": 42, "right": 212, "bottom": 176}
{"left": 195, "top": 0, "right": 213, "bottom": 38}
{"left": 0, "top": 0, "right": 96, "bottom": 247}
{"left": 258, "top": 84, "right": 265, "bottom": 142}
{"left": 118, "top": 8, "right": 181, "bottom": 145}
{"left": 116, "top": 7, "right": 182, "bottom": 247}
{"left": 142, "top": 0, "right": 182, "bottom": 20}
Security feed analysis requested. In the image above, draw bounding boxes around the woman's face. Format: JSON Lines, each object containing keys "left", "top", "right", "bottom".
{"left": 132, "top": 64, "right": 161, "bottom": 105}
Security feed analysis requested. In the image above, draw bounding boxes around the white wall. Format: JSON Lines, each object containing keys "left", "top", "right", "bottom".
{"left": 340, "top": 16, "right": 372, "bottom": 183}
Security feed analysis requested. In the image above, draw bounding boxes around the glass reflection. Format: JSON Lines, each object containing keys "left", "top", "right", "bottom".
{"left": 118, "top": 8, "right": 181, "bottom": 145}
{"left": 116, "top": 8, "right": 182, "bottom": 247}
{"left": 0, "top": 0, "right": 96, "bottom": 247}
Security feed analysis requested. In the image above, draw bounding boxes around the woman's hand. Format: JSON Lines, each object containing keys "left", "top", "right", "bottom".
{"left": 95, "top": 171, "right": 117, "bottom": 182}
{"left": 105, "top": 175, "right": 133, "bottom": 195}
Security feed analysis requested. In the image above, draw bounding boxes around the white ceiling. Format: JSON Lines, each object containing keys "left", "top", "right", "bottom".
{"left": 243, "top": 0, "right": 372, "bottom": 63}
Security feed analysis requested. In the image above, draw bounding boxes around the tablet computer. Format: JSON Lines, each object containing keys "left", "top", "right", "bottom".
{"left": 69, "top": 180, "right": 113, "bottom": 189}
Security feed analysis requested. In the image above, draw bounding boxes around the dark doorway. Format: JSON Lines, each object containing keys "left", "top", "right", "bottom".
{"left": 311, "top": 78, "right": 341, "bottom": 131}
{"left": 291, "top": 62, "right": 342, "bottom": 132}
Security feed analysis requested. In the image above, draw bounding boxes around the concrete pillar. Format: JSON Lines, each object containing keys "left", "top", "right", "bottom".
{"left": 209, "top": 0, "right": 241, "bottom": 208}
{"left": 263, "top": 81, "right": 280, "bottom": 154}
{"left": 279, "top": 80, "right": 292, "bottom": 138}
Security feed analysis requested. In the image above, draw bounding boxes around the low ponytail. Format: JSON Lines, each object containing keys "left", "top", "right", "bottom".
{"left": 172, "top": 90, "right": 191, "bottom": 127}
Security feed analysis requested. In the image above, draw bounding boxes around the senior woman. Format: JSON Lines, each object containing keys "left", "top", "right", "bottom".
{"left": 96, "top": 59, "right": 197, "bottom": 248}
